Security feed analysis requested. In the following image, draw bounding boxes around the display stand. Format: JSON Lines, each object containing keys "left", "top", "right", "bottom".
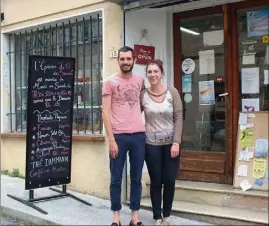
{"left": 7, "top": 185, "right": 92, "bottom": 215}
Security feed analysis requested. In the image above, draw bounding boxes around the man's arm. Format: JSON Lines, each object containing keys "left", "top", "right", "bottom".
{"left": 102, "top": 94, "right": 115, "bottom": 142}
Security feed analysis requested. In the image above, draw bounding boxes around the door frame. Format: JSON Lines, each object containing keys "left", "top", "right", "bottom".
{"left": 230, "top": 0, "right": 269, "bottom": 182}
{"left": 173, "top": 5, "right": 234, "bottom": 184}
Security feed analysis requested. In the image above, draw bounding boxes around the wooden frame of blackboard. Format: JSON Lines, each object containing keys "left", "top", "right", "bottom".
{"left": 25, "top": 55, "right": 75, "bottom": 190}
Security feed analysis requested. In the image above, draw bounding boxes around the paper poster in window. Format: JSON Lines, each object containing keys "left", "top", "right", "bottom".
{"left": 241, "top": 67, "right": 259, "bottom": 94}
{"left": 242, "top": 98, "right": 260, "bottom": 112}
{"left": 199, "top": 50, "right": 215, "bottom": 75}
{"left": 203, "top": 30, "right": 224, "bottom": 46}
{"left": 199, "top": 80, "right": 215, "bottom": 105}
{"left": 252, "top": 159, "right": 267, "bottom": 179}
{"left": 255, "top": 139, "right": 268, "bottom": 158}
{"left": 240, "top": 127, "right": 254, "bottom": 148}
{"left": 247, "top": 8, "right": 269, "bottom": 37}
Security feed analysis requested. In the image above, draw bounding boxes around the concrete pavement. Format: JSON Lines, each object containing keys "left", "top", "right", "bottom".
{"left": 1, "top": 175, "right": 211, "bottom": 225}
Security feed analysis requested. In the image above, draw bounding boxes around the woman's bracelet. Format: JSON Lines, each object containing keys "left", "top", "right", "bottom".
{"left": 173, "top": 142, "right": 180, "bottom": 146}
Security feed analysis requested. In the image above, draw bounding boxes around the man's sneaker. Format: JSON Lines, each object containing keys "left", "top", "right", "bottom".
{"left": 155, "top": 219, "right": 163, "bottom": 225}
{"left": 162, "top": 217, "right": 171, "bottom": 226}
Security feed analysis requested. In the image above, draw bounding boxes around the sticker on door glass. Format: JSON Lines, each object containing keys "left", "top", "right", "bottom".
{"left": 184, "top": 93, "right": 192, "bottom": 103}
{"left": 182, "top": 75, "right": 192, "bottom": 93}
{"left": 182, "top": 58, "right": 195, "bottom": 74}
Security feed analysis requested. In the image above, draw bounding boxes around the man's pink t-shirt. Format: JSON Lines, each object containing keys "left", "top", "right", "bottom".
{"left": 102, "top": 73, "right": 145, "bottom": 134}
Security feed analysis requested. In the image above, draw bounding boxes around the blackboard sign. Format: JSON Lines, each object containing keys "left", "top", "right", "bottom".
{"left": 25, "top": 55, "right": 75, "bottom": 190}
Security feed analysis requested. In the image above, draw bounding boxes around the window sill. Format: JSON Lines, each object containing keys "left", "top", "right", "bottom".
{"left": 1, "top": 132, "right": 105, "bottom": 141}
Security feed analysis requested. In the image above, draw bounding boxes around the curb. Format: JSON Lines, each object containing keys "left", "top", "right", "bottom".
{"left": 0, "top": 205, "right": 61, "bottom": 225}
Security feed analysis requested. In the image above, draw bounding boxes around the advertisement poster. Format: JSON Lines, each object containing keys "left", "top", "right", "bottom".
{"left": 242, "top": 98, "right": 260, "bottom": 112}
{"left": 252, "top": 159, "right": 267, "bottom": 178}
{"left": 240, "top": 127, "right": 254, "bottom": 147}
{"left": 247, "top": 8, "right": 269, "bottom": 37}
{"left": 182, "top": 75, "right": 192, "bottom": 93}
{"left": 198, "top": 80, "right": 215, "bottom": 105}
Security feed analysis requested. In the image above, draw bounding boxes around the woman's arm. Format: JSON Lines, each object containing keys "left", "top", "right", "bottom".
{"left": 140, "top": 89, "right": 146, "bottom": 112}
{"left": 170, "top": 87, "right": 183, "bottom": 144}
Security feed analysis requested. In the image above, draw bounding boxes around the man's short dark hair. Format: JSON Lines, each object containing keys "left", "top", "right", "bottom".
{"left": 118, "top": 46, "right": 136, "bottom": 59}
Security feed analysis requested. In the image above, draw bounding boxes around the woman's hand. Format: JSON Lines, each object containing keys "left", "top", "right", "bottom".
{"left": 171, "top": 142, "right": 180, "bottom": 158}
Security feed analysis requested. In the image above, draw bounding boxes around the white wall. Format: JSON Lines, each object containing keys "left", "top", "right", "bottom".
{"left": 125, "top": 8, "right": 173, "bottom": 87}
{"left": 124, "top": 8, "right": 173, "bottom": 174}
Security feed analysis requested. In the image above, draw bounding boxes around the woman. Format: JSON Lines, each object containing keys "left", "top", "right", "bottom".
{"left": 140, "top": 59, "right": 183, "bottom": 226}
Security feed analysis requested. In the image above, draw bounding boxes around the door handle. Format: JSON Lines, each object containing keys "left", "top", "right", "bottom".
{"left": 219, "top": 93, "right": 228, "bottom": 97}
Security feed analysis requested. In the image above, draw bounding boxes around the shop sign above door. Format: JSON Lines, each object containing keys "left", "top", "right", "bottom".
{"left": 134, "top": 44, "right": 155, "bottom": 65}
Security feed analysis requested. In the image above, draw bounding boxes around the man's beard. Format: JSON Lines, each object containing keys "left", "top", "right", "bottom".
{"left": 120, "top": 64, "right": 134, "bottom": 73}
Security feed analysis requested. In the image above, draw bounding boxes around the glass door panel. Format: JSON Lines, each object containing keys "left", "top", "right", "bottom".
{"left": 180, "top": 14, "right": 226, "bottom": 152}
{"left": 237, "top": 6, "right": 269, "bottom": 111}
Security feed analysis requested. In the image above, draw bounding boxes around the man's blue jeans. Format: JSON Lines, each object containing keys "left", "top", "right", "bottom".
{"left": 110, "top": 132, "right": 145, "bottom": 211}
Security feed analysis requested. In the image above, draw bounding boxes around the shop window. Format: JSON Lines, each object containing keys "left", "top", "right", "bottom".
{"left": 237, "top": 7, "right": 269, "bottom": 112}
{"left": 6, "top": 13, "right": 103, "bottom": 135}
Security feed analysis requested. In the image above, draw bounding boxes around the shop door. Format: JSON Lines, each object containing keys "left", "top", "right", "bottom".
{"left": 173, "top": 7, "right": 233, "bottom": 184}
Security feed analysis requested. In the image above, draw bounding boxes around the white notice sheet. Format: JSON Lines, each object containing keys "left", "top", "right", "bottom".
{"left": 241, "top": 67, "right": 259, "bottom": 94}
{"left": 199, "top": 50, "right": 215, "bottom": 75}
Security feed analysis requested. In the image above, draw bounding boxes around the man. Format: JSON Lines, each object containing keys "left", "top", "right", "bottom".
{"left": 102, "top": 46, "right": 145, "bottom": 226}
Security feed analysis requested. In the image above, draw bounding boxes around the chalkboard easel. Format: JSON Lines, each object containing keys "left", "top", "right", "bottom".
{"left": 7, "top": 55, "right": 92, "bottom": 214}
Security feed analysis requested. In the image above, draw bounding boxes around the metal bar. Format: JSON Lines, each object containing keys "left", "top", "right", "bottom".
{"left": 62, "top": 185, "right": 67, "bottom": 194}
{"left": 7, "top": 194, "right": 48, "bottom": 215}
{"left": 49, "top": 25, "right": 52, "bottom": 55}
{"left": 36, "top": 28, "right": 40, "bottom": 54}
{"left": 19, "top": 32, "right": 23, "bottom": 132}
{"left": 62, "top": 22, "right": 65, "bottom": 56}
{"left": 97, "top": 14, "right": 102, "bottom": 134}
{"left": 49, "top": 187, "right": 92, "bottom": 206}
{"left": 6, "top": 36, "right": 78, "bottom": 55}
{"left": 69, "top": 21, "right": 72, "bottom": 57}
{"left": 43, "top": 26, "right": 46, "bottom": 55}
{"left": 55, "top": 24, "right": 57, "bottom": 56}
{"left": 8, "top": 34, "right": 12, "bottom": 132}
{"left": 14, "top": 34, "right": 17, "bottom": 132}
{"left": 29, "top": 190, "right": 34, "bottom": 200}
{"left": 83, "top": 18, "right": 86, "bottom": 134}
{"left": 75, "top": 19, "right": 79, "bottom": 134}
{"left": 24, "top": 31, "right": 28, "bottom": 126}
{"left": 55, "top": 24, "right": 59, "bottom": 56}
{"left": 30, "top": 30, "right": 33, "bottom": 54}
{"left": 28, "top": 193, "right": 68, "bottom": 202}
{"left": 90, "top": 16, "right": 94, "bottom": 134}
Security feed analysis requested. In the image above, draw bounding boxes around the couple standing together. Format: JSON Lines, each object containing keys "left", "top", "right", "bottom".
{"left": 102, "top": 46, "right": 183, "bottom": 226}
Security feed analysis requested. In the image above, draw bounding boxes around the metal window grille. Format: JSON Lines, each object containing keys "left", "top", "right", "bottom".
{"left": 6, "top": 14, "right": 103, "bottom": 135}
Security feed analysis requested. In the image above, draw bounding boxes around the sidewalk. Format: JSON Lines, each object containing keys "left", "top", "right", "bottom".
{"left": 1, "top": 175, "right": 210, "bottom": 225}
